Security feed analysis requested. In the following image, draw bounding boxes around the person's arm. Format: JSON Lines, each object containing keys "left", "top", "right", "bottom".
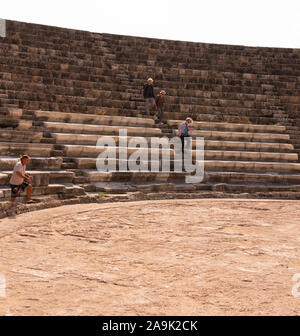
{"left": 177, "top": 124, "right": 182, "bottom": 136}
{"left": 141, "top": 87, "right": 145, "bottom": 99}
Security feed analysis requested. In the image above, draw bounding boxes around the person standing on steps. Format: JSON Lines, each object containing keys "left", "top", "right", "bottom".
{"left": 9, "top": 154, "right": 35, "bottom": 206}
{"left": 142, "top": 78, "right": 156, "bottom": 117}
{"left": 155, "top": 90, "right": 166, "bottom": 124}
{"left": 178, "top": 117, "right": 193, "bottom": 153}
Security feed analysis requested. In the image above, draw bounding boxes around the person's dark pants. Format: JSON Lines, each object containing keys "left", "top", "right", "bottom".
{"left": 180, "top": 135, "right": 190, "bottom": 153}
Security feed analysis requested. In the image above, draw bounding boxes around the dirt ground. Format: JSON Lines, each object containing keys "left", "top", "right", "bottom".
{"left": 0, "top": 198, "right": 300, "bottom": 316}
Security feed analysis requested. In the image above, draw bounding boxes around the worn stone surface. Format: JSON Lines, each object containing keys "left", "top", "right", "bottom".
{"left": 0, "top": 19, "right": 5, "bottom": 38}
{"left": 0, "top": 198, "right": 300, "bottom": 315}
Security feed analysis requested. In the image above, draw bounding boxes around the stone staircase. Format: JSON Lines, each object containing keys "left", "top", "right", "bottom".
{"left": 1, "top": 19, "right": 300, "bottom": 214}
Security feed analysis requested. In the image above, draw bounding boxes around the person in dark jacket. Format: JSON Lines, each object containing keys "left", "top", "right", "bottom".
{"left": 155, "top": 90, "right": 166, "bottom": 124}
{"left": 142, "top": 78, "right": 156, "bottom": 116}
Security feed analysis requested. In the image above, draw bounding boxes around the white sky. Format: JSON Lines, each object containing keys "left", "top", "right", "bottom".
{"left": 1, "top": 0, "right": 300, "bottom": 48}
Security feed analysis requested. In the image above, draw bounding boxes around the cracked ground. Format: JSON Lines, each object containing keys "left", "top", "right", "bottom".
{"left": 0, "top": 199, "right": 300, "bottom": 315}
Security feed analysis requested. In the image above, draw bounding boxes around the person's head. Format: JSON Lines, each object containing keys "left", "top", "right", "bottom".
{"left": 20, "top": 154, "right": 30, "bottom": 165}
{"left": 147, "top": 78, "right": 153, "bottom": 85}
{"left": 160, "top": 90, "right": 166, "bottom": 96}
{"left": 185, "top": 117, "right": 193, "bottom": 125}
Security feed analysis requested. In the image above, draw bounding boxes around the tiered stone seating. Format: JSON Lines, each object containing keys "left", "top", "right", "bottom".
{"left": 102, "top": 33, "right": 300, "bottom": 160}
{"left": 1, "top": 18, "right": 300, "bottom": 210}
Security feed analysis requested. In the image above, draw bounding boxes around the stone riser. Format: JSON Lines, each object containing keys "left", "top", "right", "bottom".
{"left": 171, "top": 129, "right": 290, "bottom": 143}
{"left": 84, "top": 170, "right": 188, "bottom": 183}
{"left": 52, "top": 133, "right": 294, "bottom": 152}
{"left": 204, "top": 172, "right": 300, "bottom": 184}
{"left": 212, "top": 183, "right": 300, "bottom": 193}
{"left": 163, "top": 112, "right": 276, "bottom": 125}
{"left": 67, "top": 157, "right": 300, "bottom": 173}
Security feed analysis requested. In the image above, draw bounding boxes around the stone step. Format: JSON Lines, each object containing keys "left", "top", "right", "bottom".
{"left": 42, "top": 121, "right": 162, "bottom": 137}
{"left": 0, "top": 118, "right": 32, "bottom": 130}
{"left": 163, "top": 111, "right": 277, "bottom": 124}
{"left": 0, "top": 107, "right": 23, "bottom": 118}
{"left": 61, "top": 144, "right": 297, "bottom": 162}
{"left": 171, "top": 129, "right": 290, "bottom": 143}
{"left": 167, "top": 120, "right": 286, "bottom": 134}
{"left": 0, "top": 129, "right": 43, "bottom": 143}
{"left": 0, "top": 142, "right": 55, "bottom": 157}
{"left": 73, "top": 176, "right": 90, "bottom": 184}
{"left": 33, "top": 110, "right": 155, "bottom": 127}
{"left": 0, "top": 156, "right": 63, "bottom": 170}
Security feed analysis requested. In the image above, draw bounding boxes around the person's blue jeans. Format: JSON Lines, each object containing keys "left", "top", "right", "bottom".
{"left": 157, "top": 107, "right": 164, "bottom": 122}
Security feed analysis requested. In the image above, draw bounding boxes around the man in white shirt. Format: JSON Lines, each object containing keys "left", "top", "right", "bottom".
{"left": 9, "top": 155, "right": 34, "bottom": 204}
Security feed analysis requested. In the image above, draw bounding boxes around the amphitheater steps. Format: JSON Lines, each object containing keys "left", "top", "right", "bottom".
{"left": 2, "top": 19, "right": 300, "bottom": 201}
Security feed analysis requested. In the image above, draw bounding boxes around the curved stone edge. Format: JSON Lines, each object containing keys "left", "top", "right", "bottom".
{"left": 1, "top": 191, "right": 300, "bottom": 219}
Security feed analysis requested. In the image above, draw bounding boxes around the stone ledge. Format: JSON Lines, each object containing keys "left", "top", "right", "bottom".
{"left": 1, "top": 190, "right": 300, "bottom": 219}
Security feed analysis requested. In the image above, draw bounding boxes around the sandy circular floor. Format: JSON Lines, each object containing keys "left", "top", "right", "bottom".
{"left": 0, "top": 198, "right": 300, "bottom": 316}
